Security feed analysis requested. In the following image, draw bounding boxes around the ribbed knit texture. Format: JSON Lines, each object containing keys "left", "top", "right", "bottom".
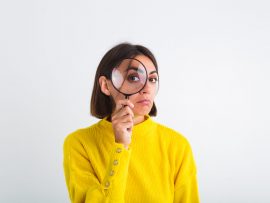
{"left": 63, "top": 115, "right": 199, "bottom": 203}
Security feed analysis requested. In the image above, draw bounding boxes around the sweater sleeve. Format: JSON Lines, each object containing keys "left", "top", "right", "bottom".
{"left": 173, "top": 140, "right": 200, "bottom": 203}
{"left": 63, "top": 134, "right": 131, "bottom": 203}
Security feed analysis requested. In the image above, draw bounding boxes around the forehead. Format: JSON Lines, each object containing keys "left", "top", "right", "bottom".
{"left": 134, "top": 55, "right": 157, "bottom": 73}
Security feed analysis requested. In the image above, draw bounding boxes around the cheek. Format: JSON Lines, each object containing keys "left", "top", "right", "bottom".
{"left": 109, "top": 88, "right": 125, "bottom": 101}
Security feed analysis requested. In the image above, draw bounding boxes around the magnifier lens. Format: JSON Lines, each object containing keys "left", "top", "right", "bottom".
{"left": 111, "top": 59, "right": 147, "bottom": 96}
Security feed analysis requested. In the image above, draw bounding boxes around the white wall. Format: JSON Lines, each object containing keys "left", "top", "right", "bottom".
{"left": 1, "top": 0, "right": 270, "bottom": 202}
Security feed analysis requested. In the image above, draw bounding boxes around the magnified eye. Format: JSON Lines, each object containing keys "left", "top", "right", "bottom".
{"left": 127, "top": 74, "right": 140, "bottom": 82}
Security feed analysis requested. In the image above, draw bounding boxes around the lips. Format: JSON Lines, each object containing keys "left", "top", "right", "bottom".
{"left": 137, "top": 99, "right": 151, "bottom": 105}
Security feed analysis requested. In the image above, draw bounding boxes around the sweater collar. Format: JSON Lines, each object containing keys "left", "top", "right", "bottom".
{"left": 97, "top": 115, "right": 157, "bottom": 136}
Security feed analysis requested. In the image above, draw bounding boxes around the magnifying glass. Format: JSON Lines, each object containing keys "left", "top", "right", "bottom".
{"left": 111, "top": 58, "right": 148, "bottom": 99}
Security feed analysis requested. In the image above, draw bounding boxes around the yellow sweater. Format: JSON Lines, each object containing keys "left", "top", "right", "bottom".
{"left": 63, "top": 115, "right": 199, "bottom": 203}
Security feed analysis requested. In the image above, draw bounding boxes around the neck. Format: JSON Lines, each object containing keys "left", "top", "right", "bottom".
{"left": 107, "top": 115, "right": 146, "bottom": 125}
{"left": 133, "top": 115, "right": 146, "bottom": 125}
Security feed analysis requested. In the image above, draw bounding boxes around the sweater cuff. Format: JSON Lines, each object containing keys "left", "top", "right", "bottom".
{"left": 102, "top": 142, "right": 132, "bottom": 198}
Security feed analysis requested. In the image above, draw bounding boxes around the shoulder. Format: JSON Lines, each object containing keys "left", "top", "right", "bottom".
{"left": 154, "top": 122, "right": 196, "bottom": 170}
{"left": 155, "top": 122, "right": 188, "bottom": 143}
{"left": 63, "top": 122, "right": 100, "bottom": 150}
{"left": 154, "top": 121, "right": 192, "bottom": 151}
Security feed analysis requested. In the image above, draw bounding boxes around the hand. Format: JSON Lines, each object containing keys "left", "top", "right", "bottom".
{"left": 111, "top": 99, "right": 134, "bottom": 149}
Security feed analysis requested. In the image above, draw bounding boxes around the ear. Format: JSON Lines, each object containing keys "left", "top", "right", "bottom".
{"left": 99, "top": 76, "right": 111, "bottom": 96}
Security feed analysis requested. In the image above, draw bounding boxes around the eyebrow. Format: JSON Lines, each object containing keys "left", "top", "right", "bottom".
{"left": 149, "top": 70, "right": 158, "bottom": 75}
{"left": 126, "top": 67, "right": 158, "bottom": 75}
{"left": 126, "top": 66, "right": 144, "bottom": 74}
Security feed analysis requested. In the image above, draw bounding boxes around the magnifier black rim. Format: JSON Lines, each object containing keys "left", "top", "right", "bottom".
{"left": 110, "top": 57, "right": 148, "bottom": 97}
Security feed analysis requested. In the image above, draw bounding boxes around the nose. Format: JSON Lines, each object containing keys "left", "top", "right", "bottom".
{"left": 139, "top": 80, "right": 151, "bottom": 95}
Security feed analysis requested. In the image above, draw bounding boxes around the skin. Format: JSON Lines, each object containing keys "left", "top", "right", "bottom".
{"left": 99, "top": 55, "right": 159, "bottom": 149}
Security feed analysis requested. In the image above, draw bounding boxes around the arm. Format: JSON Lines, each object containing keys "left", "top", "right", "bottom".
{"left": 63, "top": 135, "right": 131, "bottom": 203}
{"left": 174, "top": 141, "right": 200, "bottom": 203}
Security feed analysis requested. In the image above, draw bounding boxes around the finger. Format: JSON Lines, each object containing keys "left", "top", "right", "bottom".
{"left": 119, "top": 106, "right": 134, "bottom": 117}
{"left": 112, "top": 112, "right": 134, "bottom": 126}
{"left": 119, "top": 121, "right": 133, "bottom": 131}
{"left": 113, "top": 105, "right": 134, "bottom": 119}
{"left": 113, "top": 101, "right": 134, "bottom": 117}
{"left": 120, "top": 114, "right": 134, "bottom": 123}
{"left": 113, "top": 121, "right": 133, "bottom": 136}
{"left": 115, "top": 99, "right": 134, "bottom": 111}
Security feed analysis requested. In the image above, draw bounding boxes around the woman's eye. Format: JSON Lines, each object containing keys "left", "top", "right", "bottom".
{"left": 149, "top": 78, "right": 158, "bottom": 83}
{"left": 128, "top": 75, "right": 140, "bottom": 82}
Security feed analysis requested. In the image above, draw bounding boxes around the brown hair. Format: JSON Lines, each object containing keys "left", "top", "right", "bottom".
{"left": 90, "top": 42, "right": 158, "bottom": 119}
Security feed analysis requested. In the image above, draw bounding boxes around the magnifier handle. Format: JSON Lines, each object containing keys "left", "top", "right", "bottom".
{"left": 121, "top": 95, "right": 129, "bottom": 107}
{"left": 123, "top": 95, "right": 132, "bottom": 132}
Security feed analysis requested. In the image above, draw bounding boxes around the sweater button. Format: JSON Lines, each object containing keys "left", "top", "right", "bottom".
{"left": 113, "top": 160, "right": 119, "bottom": 165}
{"left": 105, "top": 181, "right": 110, "bottom": 188}
{"left": 116, "top": 148, "right": 122, "bottom": 153}
{"left": 109, "top": 170, "right": 115, "bottom": 176}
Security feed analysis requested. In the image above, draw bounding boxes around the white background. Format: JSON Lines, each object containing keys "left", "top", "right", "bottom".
{"left": 1, "top": 0, "right": 270, "bottom": 202}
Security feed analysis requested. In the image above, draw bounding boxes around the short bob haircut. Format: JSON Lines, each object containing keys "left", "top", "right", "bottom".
{"left": 90, "top": 42, "right": 159, "bottom": 119}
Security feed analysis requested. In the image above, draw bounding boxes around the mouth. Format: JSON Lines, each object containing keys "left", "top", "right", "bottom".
{"left": 136, "top": 99, "right": 151, "bottom": 105}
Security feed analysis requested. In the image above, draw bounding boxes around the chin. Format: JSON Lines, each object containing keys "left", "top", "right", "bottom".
{"left": 133, "top": 109, "right": 151, "bottom": 117}
{"left": 134, "top": 103, "right": 153, "bottom": 115}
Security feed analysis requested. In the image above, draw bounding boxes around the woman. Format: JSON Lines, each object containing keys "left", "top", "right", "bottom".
{"left": 63, "top": 43, "right": 200, "bottom": 202}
